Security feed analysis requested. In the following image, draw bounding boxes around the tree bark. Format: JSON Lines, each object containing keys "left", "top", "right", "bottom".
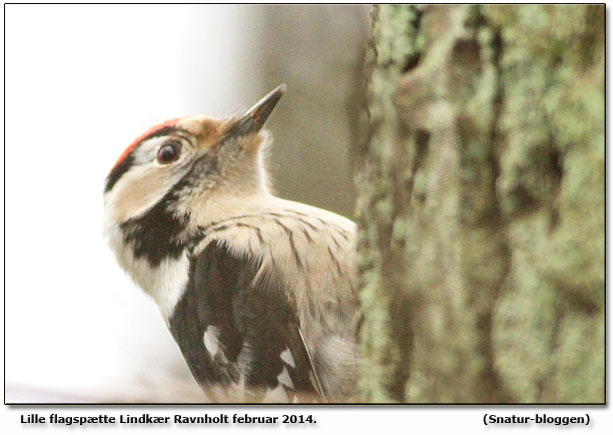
{"left": 356, "top": 4, "right": 604, "bottom": 403}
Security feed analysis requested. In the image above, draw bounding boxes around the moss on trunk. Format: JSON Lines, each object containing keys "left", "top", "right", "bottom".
{"left": 356, "top": 4, "right": 604, "bottom": 403}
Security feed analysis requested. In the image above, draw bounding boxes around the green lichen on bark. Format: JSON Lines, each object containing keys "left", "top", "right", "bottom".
{"left": 356, "top": 4, "right": 425, "bottom": 402}
{"left": 486, "top": 4, "right": 604, "bottom": 403}
{"left": 356, "top": 4, "right": 603, "bottom": 403}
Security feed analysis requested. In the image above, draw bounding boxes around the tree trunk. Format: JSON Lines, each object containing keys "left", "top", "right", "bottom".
{"left": 356, "top": 4, "right": 604, "bottom": 403}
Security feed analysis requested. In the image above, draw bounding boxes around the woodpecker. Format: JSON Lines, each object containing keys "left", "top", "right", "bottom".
{"left": 103, "top": 85, "right": 359, "bottom": 403}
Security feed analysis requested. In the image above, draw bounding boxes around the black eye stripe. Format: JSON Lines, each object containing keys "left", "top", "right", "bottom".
{"left": 105, "top": 126, "right": 192, "bottom": 193}
{"left": 105, "top": 153, "right": 134, "bottom": 193}
{"left": 147, "top": 126, "right": 175, "bottom": 139}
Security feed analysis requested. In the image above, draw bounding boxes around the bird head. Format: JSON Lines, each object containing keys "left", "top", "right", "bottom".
{"left": 103, "top": 85, "right": 285, "bottom": 269}
{"left": 104, "top": 84, "right": 284, "bottom": 225}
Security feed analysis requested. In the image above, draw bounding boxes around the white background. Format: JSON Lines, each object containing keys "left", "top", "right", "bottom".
{"left": 1, "top": 2, "right": 610, "bottom": 434}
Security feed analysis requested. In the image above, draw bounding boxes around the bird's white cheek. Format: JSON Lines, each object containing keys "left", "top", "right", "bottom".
{"left": 106, "top": 164, "right": 184, "bottom": 223}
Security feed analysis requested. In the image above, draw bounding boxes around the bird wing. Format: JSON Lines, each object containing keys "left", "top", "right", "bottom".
{"left": 168, "top": 240, "right": 324, "bottom": 403}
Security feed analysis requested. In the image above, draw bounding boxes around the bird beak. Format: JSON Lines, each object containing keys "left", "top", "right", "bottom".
{"left": 227, "top": 84, "right": 286, "bottom": 137}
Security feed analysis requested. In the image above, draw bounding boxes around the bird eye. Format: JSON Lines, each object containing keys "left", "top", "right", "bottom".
{"left": 157, "top": 141, "right": 181, "bottom": 164}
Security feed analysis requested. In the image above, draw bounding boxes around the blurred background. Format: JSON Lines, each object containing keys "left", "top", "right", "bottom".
{"left": 4, "top": 4, "right": 369, "bottom": 402}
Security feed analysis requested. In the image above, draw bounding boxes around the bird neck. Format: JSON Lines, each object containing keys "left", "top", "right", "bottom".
{"left": 186, "top": 189, "right": 278, "bottom": 230}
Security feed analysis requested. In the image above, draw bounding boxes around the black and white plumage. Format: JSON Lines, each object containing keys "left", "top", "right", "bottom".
{"left": 103, "top": 85, "right": 359, "bottom": 402}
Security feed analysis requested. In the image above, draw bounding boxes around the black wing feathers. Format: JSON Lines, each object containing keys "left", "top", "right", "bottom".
{"left": 169, "top": 240, "right": 321, "bottom": 402}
